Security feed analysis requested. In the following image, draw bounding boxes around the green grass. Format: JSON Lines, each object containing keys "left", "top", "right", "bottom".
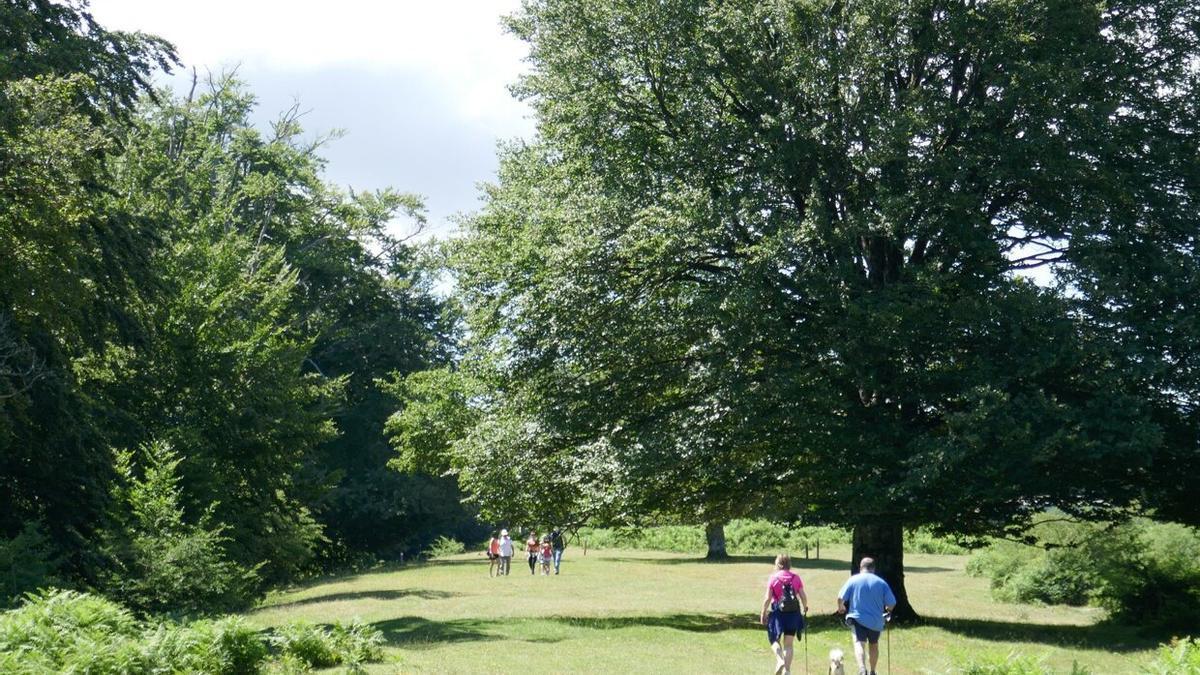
{"left": 248, "top": 547, "right": 1168, "bottom": 673}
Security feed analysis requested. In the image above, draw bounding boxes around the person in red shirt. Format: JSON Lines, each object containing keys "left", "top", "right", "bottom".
{"left": 760, "top": 553, "right": 809, "bottom": 675}
{"left": 526, "top": 531, "right": 539, "bottom": 575}
{"left": 538, "top": 536, "right": 553, "bottom": 575}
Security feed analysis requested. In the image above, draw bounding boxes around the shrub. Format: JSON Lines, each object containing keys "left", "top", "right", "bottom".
{"left": 0, "top": 590, "right": 273, "bottom": 673}
{"left": 271, "top": 622, "right": 339, "bottom": 668}
{"left": 952, "top": 651, "right": 1090, "bottom": 674}
{"left": 270, "top": 620, "right": 384, "bottom": 670}
{"left": 967, "top": 518, "right": 1200, "bottom": 629}
{"left": 577, "top": 520, "right": 852, "bottom": 555}
{"left": 1143, "top": 637, "right": 1200, "bottom": 674}
{"left": 102, "top": 442, "right": 260, "bottom": 615}
{"left": 423, "top": 535, "right": 465, "bottom": 559}
{"left": 725, "top": 520, "right": 790, "bottom": 552}
{"left": 0, "top": 523, "right": 59, "bottom": 608}
{"left": 905, "top": 527, "right": 970, "bottom": 555}
{"left": 328, "top": 619, "right": 384, "bottom": 666}
{"left": 1086, "top": 521, "right": 1200, "bottom": 630}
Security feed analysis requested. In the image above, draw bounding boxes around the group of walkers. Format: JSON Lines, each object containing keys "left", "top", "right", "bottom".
{"left": 486, "top": 528, "right": 565, "bottom": 577}
{"left": 761, "top": 554, "right": 896, "bottom": 675}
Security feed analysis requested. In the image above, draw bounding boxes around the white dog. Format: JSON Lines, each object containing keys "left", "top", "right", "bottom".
{"left": 828, "top": 648, "right": 845, "bottom": 675}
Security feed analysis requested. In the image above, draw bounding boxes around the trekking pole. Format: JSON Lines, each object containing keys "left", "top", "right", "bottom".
{"left": 884, "top": 612, "right": 891, "bottom": 675}
{"left": 803, "top": 609, "right": 809, "bottom": 675}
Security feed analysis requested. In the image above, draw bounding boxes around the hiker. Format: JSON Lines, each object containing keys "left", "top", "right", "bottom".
{"left": 837, "top": 557, "right": 896, "bottom": 675}
{"left": 760, "top": 553, "right": 808, "bottom": 675}
{"left": 487, "top": 532, "right": 501, "bottom": 577}
{"left": 540, "top": 535, "right": 553, "bottom": 575}
{"left": 498, "top": 529, "right": 514, "bottom": 575}
{"left": 526, "top": 531, "right": 539, "bottom": 575}
{"left": 549, "top": 528, "right": 565, "bottom": 574}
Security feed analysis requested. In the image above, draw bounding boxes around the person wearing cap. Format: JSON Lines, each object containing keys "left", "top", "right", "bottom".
{"left": 498, "top": 529, "right": 514, "bottom": 575}
{"left": 837, "top": 557, "right": 896, "bottom": 675}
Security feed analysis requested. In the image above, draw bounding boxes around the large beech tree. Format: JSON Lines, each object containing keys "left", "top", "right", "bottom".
{"left": 451, "top": 0, "right": 1198, "bottom": 619}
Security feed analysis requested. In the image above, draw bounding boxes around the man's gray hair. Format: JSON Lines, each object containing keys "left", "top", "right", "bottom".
{"left": 860, "top": 557, "right": 876, "bottom": 572}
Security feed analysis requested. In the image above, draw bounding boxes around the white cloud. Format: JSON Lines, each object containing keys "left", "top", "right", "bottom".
{"left": 89, "top": 1, "right": 531, "bottom": 129}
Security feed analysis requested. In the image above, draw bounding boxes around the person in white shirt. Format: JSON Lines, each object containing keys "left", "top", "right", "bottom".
{"left": 498, "top": 529, "right": 514, "bottom": 575}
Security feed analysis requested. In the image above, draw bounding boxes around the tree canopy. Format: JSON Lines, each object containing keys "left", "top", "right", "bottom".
{"left": 446, "top": 0, "right": 1200, "bottom": 618}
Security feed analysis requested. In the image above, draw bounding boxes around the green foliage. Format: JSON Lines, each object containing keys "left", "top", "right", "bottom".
{"left": 423, "top": 536, "right": 465, "bottom": 559}
{"left": 0, "top": 523, "right": 59, "bottom": 608}
{"left": 270, "top": 622, "right": 340, "bottom": 669}
{"left": 905, "top": 528, "right": 970, "bottom": 555}
{"left": 102, "top": 442, "right": 259, "bottom": 615}
{"left": 0, "top": 589, "right": 270, "bottom": 673}
{"left": 0, "top": 590, "right": 389, "bottom": 673}
{"left": 270, "top": 620, "right": 384, "bottom": 671}
{"left": 967, "top": 538, "right": 1096, "bottom": 606}
{"left": 577, "top": 520, "right": 855, "bottom": 554}
{"left": 142, "top": 617, "right": 269, "bottom": 675}
{"left": 1087, "top": 521, "right": 1200, "bottom": 630}
{"left": 451, "top": 0, "right": 1196, "bottom": 587}
{"left": 0, "top": 0, "right": 176, "bottom": 116}
{"left": 1143, "top": 637, "right": 1200, "bottom": 675}
{"left": 951, "top": 651, "right": 1090, "bottom": 675}
{"left": 967, "top": 519, "right": 1200, "bottom": 629}
{"left": 384, "top": 367, "right": 477, "bottom": 475}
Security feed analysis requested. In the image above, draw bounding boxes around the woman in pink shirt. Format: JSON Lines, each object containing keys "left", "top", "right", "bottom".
{"left": 487, "top": 532, "right": 501, "bottom": 577}
{"left": 760, "top": 553, "right": 808, "bottom": 675}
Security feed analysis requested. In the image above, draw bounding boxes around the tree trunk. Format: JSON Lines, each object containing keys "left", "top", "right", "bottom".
{"left": 850, "top": 521, "right": 917, "bottom": 623}
{"left": 705, "top": 521, "right": 728, "bottom": 560}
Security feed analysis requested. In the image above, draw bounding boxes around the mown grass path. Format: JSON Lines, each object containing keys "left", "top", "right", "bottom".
{"left": 249, "top": 547, "right": 1159, "bottom": 673}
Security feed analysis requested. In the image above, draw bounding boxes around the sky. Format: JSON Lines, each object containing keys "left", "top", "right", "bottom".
{"left": 88, "top": 0, "right": 536, "bottom": 240}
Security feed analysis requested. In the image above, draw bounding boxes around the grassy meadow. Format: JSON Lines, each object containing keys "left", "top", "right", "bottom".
{"left": 248, "top": 546, "right": 1166, "bottom": 673}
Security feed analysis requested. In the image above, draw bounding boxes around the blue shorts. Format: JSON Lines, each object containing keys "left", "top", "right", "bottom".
{"left": 766, "top": 607, "right": 805, "bottom": 644}
{"left": 846, "top": 617, "right": 881, "bottom": 643}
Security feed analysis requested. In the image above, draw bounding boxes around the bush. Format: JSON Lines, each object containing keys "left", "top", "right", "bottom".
{"left": 905, "top": 527, "right": 970, "bottom": 555}
{"left": 967, "top": 518, "right": 1200, "bottom": 629}
{"left": 0, "top": 522, "right": 59, "bottom": 608}
{"left": 423, "top": 535, "right": 465, "bottom": 559}
{"left": 0, "top": 590, "right": 272, "bottom": 673}
{"left": 271, "top": 622, "right": 340, "bottom": 668}
{"left": 577, "top": 520, "right": 852, "bottom": 555}
{"left": 0, "top": 589, "right": 386, "bottom": 673}
{"left": 950, "top": 652, "right": 1091, "bottom": 674}
{"left": 725, "top": 520, "right": 790, "bottom": 552}
{"left": 270, "top": 620, "right": 384, "bottom": 670}
{"left": 329, "top": 619, "right": 385, "bottom": 667}
{"left": 102, "top": 442, "right": 260, "bottom": 615}
{"left": 1086, "top": 521, "right": 1200, "bottom": 630}
{"left": 1143, "top": 637, "right": 1200, "bottom": 674}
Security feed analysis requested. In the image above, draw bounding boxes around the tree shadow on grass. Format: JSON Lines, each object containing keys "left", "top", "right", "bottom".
{"left": 371, "top": 616, "right": 500, "bottom": 650}
{"left": 419, "top": 557, "right": 492, "bottom": 567}
{"left": 604, "top": 555, "right": 954, "bottom": 573}
{"left": 551, "top": 613, "right": 757, "bottom": 633}
{"left": 265, "top": 589, "right": 457, "bottom": 609}
{"left": 919, "top": 615, "right": 1165, "bottom": 653}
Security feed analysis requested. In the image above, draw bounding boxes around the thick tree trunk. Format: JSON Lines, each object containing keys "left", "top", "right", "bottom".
{"left": 851, "top": 521, "right": 917, "bottom": 623}
{"left": 705, "top": 521, "right": 728, "bottom": 559}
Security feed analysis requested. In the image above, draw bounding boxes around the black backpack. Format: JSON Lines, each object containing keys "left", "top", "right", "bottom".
{"left": 779, "top": 578, "right": 801, "bottom": 614}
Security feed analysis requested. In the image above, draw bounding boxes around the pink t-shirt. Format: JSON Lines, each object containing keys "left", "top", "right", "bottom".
{"left": 768, "top": 570, "right": 804, "bottom": 602}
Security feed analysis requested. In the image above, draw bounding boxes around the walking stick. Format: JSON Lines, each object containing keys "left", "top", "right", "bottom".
{"left": 884, "top": 612, "right": 891, "bottom": 675}
{"left": 803, "top": 609, "right": 809, "bottom": 675}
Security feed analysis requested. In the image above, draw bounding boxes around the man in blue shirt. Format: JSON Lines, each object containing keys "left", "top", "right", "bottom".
{"left": 837, "top": 557, "right": 896, "bottom": 675}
